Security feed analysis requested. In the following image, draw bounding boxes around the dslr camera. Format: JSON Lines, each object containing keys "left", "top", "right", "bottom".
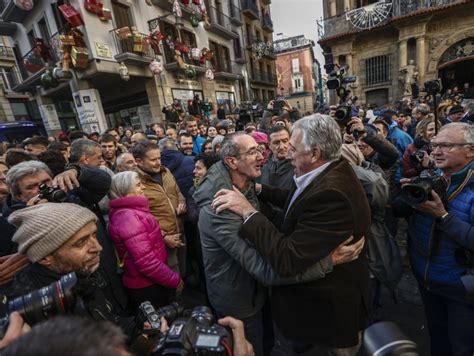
{"left": 146, "top": 304, "right": 233, "bottom": 356}
{"left": 38, "top": 183, "right": 67, "bottom": 203}
{"left": 401, "top": 169, "right": 447, "bottom": 205}
{"left": 0, "top": 273, "right": 78, "bottom": 339}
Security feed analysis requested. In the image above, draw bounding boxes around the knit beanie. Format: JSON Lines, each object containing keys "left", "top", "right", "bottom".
{"left": 8, "top": 203, "right": 98, "bottom": 263}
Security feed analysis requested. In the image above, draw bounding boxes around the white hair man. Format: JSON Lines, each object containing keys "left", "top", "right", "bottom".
{"left": 212, "top": 114, "right": 371, "bottom": 355}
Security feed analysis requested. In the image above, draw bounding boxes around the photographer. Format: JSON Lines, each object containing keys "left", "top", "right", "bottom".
{"left": 4, "top": 203, "right": 136, "bottom": 338}
{"left": 402, "top": 117, "right": 440, "bottom": 178}
{"left": 397, "top": 123, "right": 474, "bottom": 356}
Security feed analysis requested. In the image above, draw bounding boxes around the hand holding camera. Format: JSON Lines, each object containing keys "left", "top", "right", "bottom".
{"left": 0, "top": 312, "right": 30, "bottom": 349}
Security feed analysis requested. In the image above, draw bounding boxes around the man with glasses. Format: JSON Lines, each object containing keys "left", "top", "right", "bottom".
{"left": 401, "top": 122, "right": 474, "bottom": 356}
{"left": 195, "top": 132, "right": 365, "bottom": 355}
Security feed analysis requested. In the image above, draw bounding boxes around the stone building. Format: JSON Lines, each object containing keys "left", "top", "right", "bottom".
{"left": 274, "top": 35, "right": 324, "bottom": 113}
{"left": 317, "top": 0, "right": 474, "bottom": 106}
{"left": 0, "top": 0, "right": 275, "bottom": 135}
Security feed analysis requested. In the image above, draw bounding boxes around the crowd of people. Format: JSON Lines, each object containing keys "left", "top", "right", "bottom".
{"left": 0, "top": 93, "right": 472, "bottom": 356}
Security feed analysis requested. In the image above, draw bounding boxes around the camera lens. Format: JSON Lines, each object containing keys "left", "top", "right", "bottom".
{"left": 364, "top": 321, "right": 419, "bottom": 356}
{"left": 401, "top": 182, "right": 432, "bottom": 205}
{"left": 51, "top": 189, "right": 67, "bottom": 203}
{"left": 8, "top": 273, "right": 77, "bottom": 324}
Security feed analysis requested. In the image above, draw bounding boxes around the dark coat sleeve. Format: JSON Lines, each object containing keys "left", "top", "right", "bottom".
{"left": 240, "top": 188, "right": 356, "bottom": 277}
{"left": 402, "top": 144, "right": 420, "bottom": 178}
{"left": 364, "top": 133, "right": 399, "bottom": 170}
{"left": 259, "top": 184, "right": 291, "bottom": 209}
{"left": 76, "top": 166, "right": 112, "bottom": 205}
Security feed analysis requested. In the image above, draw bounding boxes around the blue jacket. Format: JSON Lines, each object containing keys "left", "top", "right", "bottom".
{"left": 408, "top": 162, "right": 474, "bottom": 304}
{"left": 160, "top": 149, "right": 194, "bottom": 199}
{"left": 192, "top": 135, "right": 206, "bottom": 155}
{"left": 387, "top": 124, "right": 413, "bottom": 182}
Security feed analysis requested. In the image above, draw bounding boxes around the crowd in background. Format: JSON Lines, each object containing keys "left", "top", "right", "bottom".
{"left": 0, "top": 87, "right": 472, "bottom": 356}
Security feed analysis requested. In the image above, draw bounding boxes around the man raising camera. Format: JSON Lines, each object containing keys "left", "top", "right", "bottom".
{"left": 400, "top": 122, "right": 474, "bottom": 356}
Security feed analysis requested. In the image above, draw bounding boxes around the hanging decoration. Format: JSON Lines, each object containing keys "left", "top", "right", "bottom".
{"left": 149, "top": 59, "right": 164, "bottom": 76}
{"left": 118, "top": 62, "right": 130, "bottom": 81}
{"left": 131, "top": 28, "right": 148, "bottom": 54}
{"left": 71, "top": 46, "right": 89, "bottom": 69}
{"left": 59, "top": 4, "right": 84, "bottom": 28}
{"left": 52, "top": 67, "right": 73, "bottom": 82}
{"left": 181, "top": 0, "right": 190, "bottom": 5}
{"left": 190, "top": 47, "right": 201, "bottom": 62}
{"left": 185, "top": 65, "right": 196, "bottom": 80}
{"left": 175, "top": 50, "right": 186, "bottom": 69}
{"left": 23, "top": 50, "right": 43, "bottom": 73}
{"left": 201, "top": 47, "right": 214, "bottom": 61}
{"left": 115, "top": 26, "right": 132, "bottom": 40}
{"left": 148, "top": 31, "right": 165, "bottom": 56}
{"left": 84, "top": 0, "right": 112, "bottom": 21}
{"left": 41, "top": 70, "right": 59, "bottom": 89}
{"left": 35, "top": 38, "right": 53, "bottom": 62}
{"left": 251, "top": 40, "right": 273, "bottom": 61}
{"left": 13, "top": 0, "right": 34, "bottom": 11}
{"left": 190, "top": 12, "right": 201, "bottom": 28}
{"left": 205, "top": 68, "right": 214, "bottom": 81}
{"left": 173, "top": 0, "right": 182, "bottom": 18}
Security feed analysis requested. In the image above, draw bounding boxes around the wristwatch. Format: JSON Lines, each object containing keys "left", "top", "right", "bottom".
{"left": 436, "top": 212, "right": 450, "bottom": 223}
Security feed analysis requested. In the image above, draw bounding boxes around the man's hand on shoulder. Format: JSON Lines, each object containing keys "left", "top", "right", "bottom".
{"left": 212, "top": 186, "right": 256, "bottom": 218}
{"left": 53, "top": 169, "right": 80, "bottom": 192}
{"left": 331, "top": 236, "right": 365, "bottom": 266}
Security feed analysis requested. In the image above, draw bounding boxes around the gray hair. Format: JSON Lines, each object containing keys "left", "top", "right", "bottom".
{"left": 292, "top": 114, "right": 342, "bottom": 161}
{"left": 6, "top": 161, "right": 52, "bottom": 197}
{"left": 440, "top": 122, "right": 474, "bottom": 144}
{"left": 220, "top": 132, "right": 248, "bottom": 161}
{"left": 116, "top": 153, "right": 134, "bottom": 170}
{"left": 70, "top": 139, "right": 101, "bottom": 164}
{"left": 158, "top": 138, "right": 178, "bottom": 151}
{"left": 109, "top": 171, "right": 139, "bottom": 200}
{"left": 212, "top": 135, "right": 225, "bottom": 152}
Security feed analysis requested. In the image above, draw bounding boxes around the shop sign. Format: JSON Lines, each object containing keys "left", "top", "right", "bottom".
{"left": 39, "top": 104, "right": 62, "bottom": 131}
{"left": 95, "top": 42, "right": 113, "bottom": 58}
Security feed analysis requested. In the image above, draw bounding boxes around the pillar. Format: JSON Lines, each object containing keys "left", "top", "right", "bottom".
{"left": 330, "top": 0, "right": 337, "bottom": 17}
{"left": 146, "top": 76, "right": 165, "bottom": 124}
{"left": 416, "top": 36, "right": 426, "bottom": 84}
{"left": 346, "top": 53, "right": 353, "bottom": 73}
{"left": 344, "top": 0, "right": 350, "bottom": 11}
{"left": 399, "top": 39, "right": 408, "bottom": 68}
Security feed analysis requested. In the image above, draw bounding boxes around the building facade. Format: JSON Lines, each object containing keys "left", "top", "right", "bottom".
{"left": 318, "top": 0, "right": 474, "bottom": 106}
{"left": 0, "top": 0, "right": 275, "bottom": 135}
{"left": 274, "top": 35, "right": 324, "bottom": 113}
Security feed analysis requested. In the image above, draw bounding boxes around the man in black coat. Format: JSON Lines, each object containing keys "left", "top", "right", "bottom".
{"left": 212, "top": 114, "right": 371, "bottom": 355}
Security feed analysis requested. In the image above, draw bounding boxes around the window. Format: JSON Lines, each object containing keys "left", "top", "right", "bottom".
{"left": 292, "top": 58, "right": 300, "bottom": 73}
{"left": 365, "top": 55, "right": 390, "bottom": 86}
{"left": 112, "top": 0, "right": 134, "bottom": 28}
{"left": 408, "top": 38, "right": 416, "bottom": 63}
{"left": 27, "top": 29, "right": 36, "bottom": 48}
{"left": 37, "top": 17, "right": 50, "bottom": 41}
{"left": 209, "top": 41, "right": 230, "bottom": 72}
{"left": 233, "top": 38, "right": 243, "bottom": 59}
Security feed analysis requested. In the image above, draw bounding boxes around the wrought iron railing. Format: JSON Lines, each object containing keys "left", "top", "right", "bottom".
{"left": 317, "top": 0, "right": 465, "bottom": 40}
{"left": 228, "top": 2, "right": 241, "bottom": 20}
{"left": 252, "top": 69, "right": 276, "bottom": 84}
{"left": 208, "top": 6, "right": 232, "bottom": 28}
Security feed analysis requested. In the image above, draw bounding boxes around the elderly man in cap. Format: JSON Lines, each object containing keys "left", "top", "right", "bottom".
{"left": 441, "top": 105, "right": 467, "bottom": 126}
{"left": 3, "top": 203, "right": 136, "bottom": 337}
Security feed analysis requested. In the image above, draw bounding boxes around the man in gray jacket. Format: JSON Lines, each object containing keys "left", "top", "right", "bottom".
{"left": 194, "top": 133, "right": 363, "bottom": 355}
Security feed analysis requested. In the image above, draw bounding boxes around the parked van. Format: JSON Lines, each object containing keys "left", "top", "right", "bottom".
{"left": 0, "top": 121, "right": 44, "bottom": 143}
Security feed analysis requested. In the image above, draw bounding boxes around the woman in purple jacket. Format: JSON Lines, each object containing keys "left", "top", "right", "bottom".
{"left": 108, "top": 171, "right": 183, "bottom": 308}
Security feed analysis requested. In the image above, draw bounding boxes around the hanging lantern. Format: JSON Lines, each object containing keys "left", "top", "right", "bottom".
{"left": 149, "top": 59, "right": 163, "bottom": 76}
{"left": 13, "top": 0, "right": 33, "bottom": 11}
{"left": 190, "top": 13, "right": 201, "bottom": 28}
{"left": 184, "top": 65, "right": 196, "bottom": 80}
{"left": 190, "top": 48, "right": 201, "bottom": 61}
{"left": 52, "top": 67, "right": 73, "bottom": 82}
{"left": 181, "top": 0, "right": 190, "bottom": 5}
{"left": 118, "top": 62, "right": 130, "bottom": 81}
{"left": 41, "top": 70, "right": 59, "bottom": 89}
{"left": 205, "top": 68, "right": 214, "bottom": 81}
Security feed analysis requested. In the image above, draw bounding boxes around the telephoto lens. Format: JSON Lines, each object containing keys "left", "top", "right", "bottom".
{"left": 364, "top": 321, "right": 419, "bottom": 356}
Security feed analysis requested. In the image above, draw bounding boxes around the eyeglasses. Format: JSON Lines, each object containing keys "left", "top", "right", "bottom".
{"left": 236, "top": 148, "right": 263, "bottom": 158}
{"left": 431, "top": 142, "right": 473, "bottom": 151}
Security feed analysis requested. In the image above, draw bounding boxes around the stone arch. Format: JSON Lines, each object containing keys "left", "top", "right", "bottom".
{"left": 427, "top": 28, "right": 474, "bottom": 73}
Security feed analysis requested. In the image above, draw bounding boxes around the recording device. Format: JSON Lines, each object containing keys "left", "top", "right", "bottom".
{"left": 423, "top": 79, "right": 442, "bottom": 96}
{"left": 150, "top": 305, "right": 233, "bottom": 356}
{"left": 138, "top": 301, "right": 184, "bottom": 333}
{"left": 364, "top": 321, "right": 419, "bottom": 355}
{"left": 38, "top": 183, "right": 67, "bottom": 203}
{"left": 272, "top": 99, "right": 286, "bottom": 116}
{"left": 0, "top": 273, "right": 78, "bottom": 339}
{"left": 401, "top": 169, "right": 447, "bottom": 205}
{"left": 324, "top": 52, "right": 357, "bottom": 129}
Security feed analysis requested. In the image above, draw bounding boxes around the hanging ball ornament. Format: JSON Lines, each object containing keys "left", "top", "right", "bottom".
{"left": 190, "top": 13, "right": 201, "bottom": 27}
{"left": 14, "top": 0, "right": 34, "bottom": 11}
{"left": 205, "top": 68, "right": 214, "bottom": 81}
{"left": 185, "top": 65, "right": 196, "bottom": 80}
{"left": 149, "top": 59, "right": 164, "bottom": 76}
{"left": 41, "top": 70, "right": 59, "bottom": 89}
{"left": 190, "top": 48, "right": 201, "bottom": 61}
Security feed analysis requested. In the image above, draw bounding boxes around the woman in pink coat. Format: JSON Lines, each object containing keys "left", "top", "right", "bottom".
{"left": 108, "top": 171, "right": 183, "bottom": 308}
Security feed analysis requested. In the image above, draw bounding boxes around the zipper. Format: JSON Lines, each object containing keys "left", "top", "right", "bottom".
{"left": 156, "top": 172, "right": 181, "bottom": 234}
{"left": 423, "top": 222, "right": 436, "bottom": 286}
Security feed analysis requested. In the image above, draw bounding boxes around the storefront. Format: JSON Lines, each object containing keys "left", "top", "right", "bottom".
{"left": 215, "top": 91, "right": 236, "bottom": 113}
{"left": 171, "top": 88, "right": 204, "bottom": 113}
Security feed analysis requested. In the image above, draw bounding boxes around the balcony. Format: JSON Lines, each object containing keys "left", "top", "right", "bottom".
{"left": 14, "top": 32, "right": 63, "bottom": 92}
{"left": 242, "top": 0, "right": 259, "bottom": 20}
{"left": 0, "top": 46, "right": 15, "bottom": 60}
{"left": 317, "top": 0, "right": 465, "bottom": 41}
{"left": 247, "top": 35, "right": 276, "bottom": 59}
{"left": 206, "top": 6, "right": 239, "bottom": 40}
{"left": 161, "top": 42, "right": 207, "bottom": 75}
{"left": 262, "top": 14, "right": 273, "bottom": 32}
{"left": 0, "top": 0, "right": 33, "bottom": 23}
{"left": 0, "top": 67, "right": 21, "bottom": 91}
{"left": 213, "top": 61, "right": 243, "bottom": 80}
{"left": 150, "top": 0, "right": 195, "bottom": 23}
{"left": 110, "top": 29, "right": 155, "bottom": 66}
{"left": 251, "top": 69, "right": 277, "bottom": 85}
{"left": 261, "top": 0, "right": 271, "bottom": 4}
{"left": 228, "top": 2, "right": 243, "bottom": 26}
